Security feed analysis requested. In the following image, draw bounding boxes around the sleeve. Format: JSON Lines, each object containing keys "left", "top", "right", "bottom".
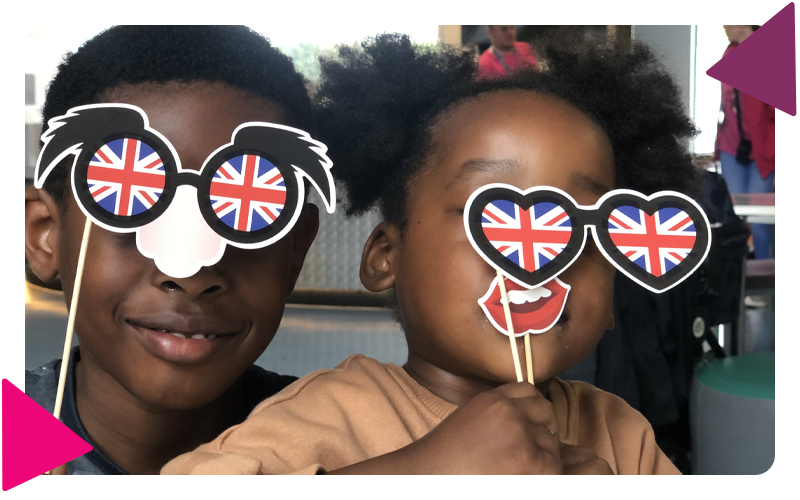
{"left": 160, "top": 375, "right": 333, "bottom": 475}
{"left": 161, "top": 358, "right": 412, "bottom": 475}
{"left": 570, "top": 381, "right": 681, "bottom": 475}
{"left": 163, "top": 450, "right": 323, "bottom": 475}
{"left": 636, "top": 421, "right": 682, "bottom": 475}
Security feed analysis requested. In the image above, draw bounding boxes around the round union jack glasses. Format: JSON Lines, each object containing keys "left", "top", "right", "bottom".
{"left": 464, "top": 184, "right": 711, "bottom": 294}
{"left": 34, "top": 104, "right": 334, "bottom": 251}
{"left": 77, "top": 135, "right": 297, "bottom": 245}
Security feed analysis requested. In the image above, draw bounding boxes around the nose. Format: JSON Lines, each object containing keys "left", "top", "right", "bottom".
{"left": 157, "top": 271, "right": 227, "bottom": 298}
{"left": 137, "top": 184, "right": 227, "bottom": 278}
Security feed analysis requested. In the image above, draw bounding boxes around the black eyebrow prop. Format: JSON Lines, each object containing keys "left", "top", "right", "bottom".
{"left": 225, "top": 125, "right": 335, "bottom": 213}
{"left": 35, "top": 104, "right": 161, "bottom": 189}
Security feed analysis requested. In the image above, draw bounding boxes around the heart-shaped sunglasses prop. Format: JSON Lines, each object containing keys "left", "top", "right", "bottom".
{"left": 464, "top": 183, "right": 711, "bottom": 387}
{"left": 465, "top": 184, "right": 711, "bottom": 295}
{"left": 33, "top": 104, "right": 335, "bottom": 445}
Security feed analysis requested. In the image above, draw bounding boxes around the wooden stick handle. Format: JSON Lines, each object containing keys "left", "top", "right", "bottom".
{"left": 53, "top": 218, "right": 92, "bottom": 421}
{"left": 524, "top": 333, "right": 534, "bottom": 385}
{"left": 496, "top": 270, "right": 523, "bottom": 383}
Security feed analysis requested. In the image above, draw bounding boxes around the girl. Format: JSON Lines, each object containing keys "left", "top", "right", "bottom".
{"left": 163, "top": 33, "right": 697, "bottom": 475}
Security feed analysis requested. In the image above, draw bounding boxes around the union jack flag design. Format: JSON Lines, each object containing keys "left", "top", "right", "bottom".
{"left": 209, "top": 154, "right": 287, "bottom": 232}
{"left": 87, "top": 138, "right": 166, "bottom": 217}
{"left": 481, "top": 200, "right": 572, "bottom": 273}
{"left": 608, "top": 206, "right": 697, "bottom": 277}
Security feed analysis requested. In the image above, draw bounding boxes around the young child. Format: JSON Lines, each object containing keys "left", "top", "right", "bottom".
{"left": 162, "top": 33, "right": 698, "bottom": 475}
{"left": 24, "top": 25, "right": 323, "bottom": 474}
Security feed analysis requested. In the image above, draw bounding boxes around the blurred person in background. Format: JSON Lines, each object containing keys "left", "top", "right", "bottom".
{"left": 714, "top": 25, "right": 774, "bottom": 259}
{"left": 478, "top": 25, "right": 538, "bottom": 79}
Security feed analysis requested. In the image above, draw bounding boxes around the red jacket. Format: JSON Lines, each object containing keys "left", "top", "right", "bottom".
{"left": 741, "top": 90, "right": 775, "bottom": 179}
{"left": 478, "top": 42, "right": 538, "bottom": 79}
{"left": 714, "top": 43, "right": 775, "bottom": 179}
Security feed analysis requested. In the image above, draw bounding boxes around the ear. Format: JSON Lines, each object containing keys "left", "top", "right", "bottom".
{"left": 285, "top": 202, "right": 319, "bottom": 295}
{"left": 360, "top": 221, "right": 401, "bottom": 293}
{"left": 25, "top": 185, "right": 61, "bottom": 282}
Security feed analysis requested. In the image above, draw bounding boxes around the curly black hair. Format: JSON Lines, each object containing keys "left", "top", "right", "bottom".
{"left": 40, "top": 25, "right": 311, "bottom": 203}
{"left": 314, "top": 33, "right": 699, "bottom": 228}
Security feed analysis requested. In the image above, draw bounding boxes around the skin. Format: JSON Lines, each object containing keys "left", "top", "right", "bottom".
{"left": 25, "top": 81, "right": 319, "bottom": 474}
{"left": 723, "top": 25, "right": 754, "bottom": 45}
{"left": 486, "top": 25, "right": 518, "bottom": 54}
{"left": 333, "top": 90, "right": 617, "bottom": 474}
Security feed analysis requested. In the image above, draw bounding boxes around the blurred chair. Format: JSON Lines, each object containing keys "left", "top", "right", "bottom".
{"left": 690, "top": 352, "right": 774, "bottom": 474}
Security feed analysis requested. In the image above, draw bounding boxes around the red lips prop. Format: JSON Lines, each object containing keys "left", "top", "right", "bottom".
{"left": 479, "top": 276, "right": 571, "bottom": 335}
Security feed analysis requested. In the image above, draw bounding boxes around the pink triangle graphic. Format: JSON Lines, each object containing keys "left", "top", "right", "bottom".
{"left": 2, "top": 379, "right": 93, "bottom": 491}
{"left": 707, "top": 2, "right": 797, "bottom": 115}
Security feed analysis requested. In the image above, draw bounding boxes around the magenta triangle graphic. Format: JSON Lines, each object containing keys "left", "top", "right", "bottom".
{"left": 2, "top": 379, "right": 92, "bottom": 491}
{"left": 707, "top": 2, "right": 797, "bottom": 115}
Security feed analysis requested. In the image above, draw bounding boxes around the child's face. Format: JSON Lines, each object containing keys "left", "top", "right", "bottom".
{"left": 32, "top": 82, "right": 317, "bottom": 409}
{"left": 390, "top": 91, "right": 617, "bottom": 385}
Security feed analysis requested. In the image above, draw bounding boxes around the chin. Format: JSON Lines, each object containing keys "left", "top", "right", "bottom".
{"left": 126, "top": 369, "right": 233, "bottom": 411}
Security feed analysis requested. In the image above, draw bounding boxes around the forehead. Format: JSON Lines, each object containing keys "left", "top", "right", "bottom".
{"left": 426, "top": 90, "right": 615, "bottom": 203}
{"left": 100, "top": 81, "right": 288, "bottom": 170}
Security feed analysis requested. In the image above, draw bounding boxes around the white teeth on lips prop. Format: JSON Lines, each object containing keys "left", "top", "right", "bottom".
{"left": 479, "top": 275, "right": 571, "bottom": 337}
{"left": 507, "top": 287, "right": 552, "bottom": 305}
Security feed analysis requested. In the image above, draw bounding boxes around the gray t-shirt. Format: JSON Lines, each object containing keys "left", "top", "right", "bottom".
{"left": 25, "top": 346, "right": 297, "bottom": 474}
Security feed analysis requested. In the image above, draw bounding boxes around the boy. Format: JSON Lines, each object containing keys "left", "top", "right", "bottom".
{"left": 25, "top": 25, "right": 322, "bottom": 474}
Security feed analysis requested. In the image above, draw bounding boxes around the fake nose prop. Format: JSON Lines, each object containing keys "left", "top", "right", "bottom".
{"left": 137, "top": 185, "right": 226, "bottom": 278}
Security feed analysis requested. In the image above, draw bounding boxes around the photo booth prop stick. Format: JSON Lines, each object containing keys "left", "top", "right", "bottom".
{"left": 52, "top": 219, "right": 91, "bottom": 422}
{"left": 478, "top": 273, "right": 571, "bottom": 385}
{"left": 42, "top": 218, "right": 93, "bottom": 474}
{"left": 523, "top": 324, "right": 533, "bottom": 383}
{"left": 465, "top": 183, "right": 711, "bottom": 383}
{"left": 34, "top": 103, "right": 336, "bottom": 425}
{"left": 34, "top": 103, "right": 336, "bottom": 278}
{"left": 494, "top": 270, "right": 524, "bottom": 383}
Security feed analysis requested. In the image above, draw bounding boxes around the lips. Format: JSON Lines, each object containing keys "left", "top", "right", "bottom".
{"left": 479, "top": 276, "right": 570, "bottom": 336}
{"left": 125, "top": 312, "right": 245, "bottom": 364}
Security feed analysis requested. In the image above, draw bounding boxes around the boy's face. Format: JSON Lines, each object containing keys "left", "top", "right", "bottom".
{"left": 377, "top": 90, "right": 617, "bottom": 386}
{"left": 26, "top": 82, "right": 318, "bottom": 410}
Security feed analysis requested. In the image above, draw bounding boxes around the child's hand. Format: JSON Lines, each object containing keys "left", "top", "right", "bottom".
{"left": 560, "top": 443, "right": 614, "bottom": 474}
{"left": 403, "top": 382, "right": 564, "bottom": 474}
{"left": 329, "top": 382, "right": 563, "bottom": 474}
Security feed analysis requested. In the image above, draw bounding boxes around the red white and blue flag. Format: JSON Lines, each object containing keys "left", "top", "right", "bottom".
{"left": 209, "top": 154, "right": 287, "bottom": 232}
{"left": 481, "top": 200, "right": 572, "bottom": 273}
{"left": 608, "top": 206, "right": 697, "bottom": 277}
{"left": 87, "top": 138, "right": 166, "bottom": 217}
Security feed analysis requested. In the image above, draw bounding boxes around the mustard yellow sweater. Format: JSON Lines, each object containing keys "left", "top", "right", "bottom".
{"left": 162, "top": 355, "right": 680, "bottom": 475}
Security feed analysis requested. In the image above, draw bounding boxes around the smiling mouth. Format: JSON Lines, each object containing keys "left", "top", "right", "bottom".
{"left": 128, "top": 324, "right": 222, "bottom": 340}
{"left": 478, "top": 276, "right": 570, "bottom": 336}
{"left": 125, "top": 316, "right": 244, "bottom": 364}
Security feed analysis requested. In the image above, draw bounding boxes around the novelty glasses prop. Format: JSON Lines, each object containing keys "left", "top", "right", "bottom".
{"left": 34, "top": 103, "right": 335, "bottom": 278}
{"left": 464, "top": 183, "right": 711, "bottom": 386}
{"left": 465, "top": 183, "right": 711, "bottom": 295}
